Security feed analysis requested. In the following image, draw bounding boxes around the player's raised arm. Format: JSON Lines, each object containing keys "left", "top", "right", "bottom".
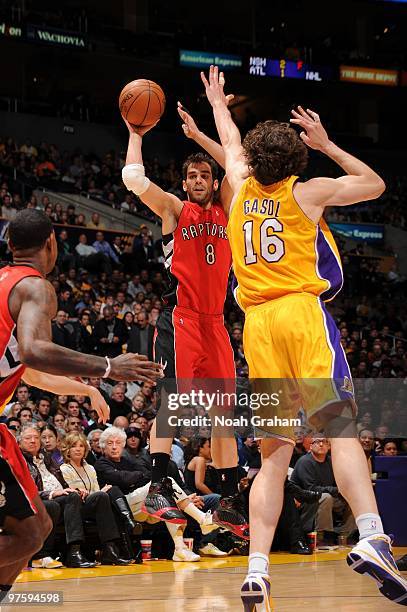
{"left": 290, "top": 106, "right": 385, "bottom": 208}
{"left": 10, "top": 276, "right": 163, "bottom": 383}
{"left": 177, "top": 101, "right": 226, "bottom": 168}
{"left": 122, "top": 120, "right": 183, "bottom": 222}
{"left": 201, "top": 66, "right": 247, "bottom": 193}
{"left": 177, "top": 101, "right": 234, "bottom": 213}
{"left": 21, "top": 368, "right": 110, "bottom": 423}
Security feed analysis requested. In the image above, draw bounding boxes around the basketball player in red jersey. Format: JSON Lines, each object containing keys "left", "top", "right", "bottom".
{"left": 0, "top": 209, "right": 162, "bottom": 600}
{"left": 122, "top": 119, "right": 249, "bottom": 539}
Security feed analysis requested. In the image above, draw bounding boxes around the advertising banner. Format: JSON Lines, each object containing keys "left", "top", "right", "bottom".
{"left": 340, "top": 65, "right": 398, "bottom": 86}
{"left": 27, "top": 24, "right": 87, "bottom": 49}
{"left": 180, "top": 49, "right": 242, "bottom": 70}
{"left": 329, "top": 222, "right": 384, "bottom": 243}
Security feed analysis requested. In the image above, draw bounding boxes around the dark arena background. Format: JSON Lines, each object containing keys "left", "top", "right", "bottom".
{"left": 0, "top": 0, "right": 407, "bottom": 610}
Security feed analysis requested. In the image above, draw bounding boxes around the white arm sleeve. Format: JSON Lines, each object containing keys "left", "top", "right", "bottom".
{"left": 122, "top": 163, "right": 151, "bottom": 196}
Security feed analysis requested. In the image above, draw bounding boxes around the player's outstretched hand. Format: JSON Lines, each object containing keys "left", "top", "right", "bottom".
{"left": 123, "top": 117, "right": 158, "bottom": 137}
{"left": 201, "top": 65, "right": 230, "bottom": 108}
{"left": 110, "top": 352, "right": 164, "bottom": 383}
{"left": 177, "top": 102, "right": 200, "bottom": 139}
{"left": 289, "top": 106, "right": 330, "bottom": 151}
{"left": 88, "top": 387, "right": 110, "bottom": 424}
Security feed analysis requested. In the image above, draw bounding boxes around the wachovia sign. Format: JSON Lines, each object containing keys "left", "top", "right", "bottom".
{"left": 27, "top": 24, "right": 87, "bottom": 49}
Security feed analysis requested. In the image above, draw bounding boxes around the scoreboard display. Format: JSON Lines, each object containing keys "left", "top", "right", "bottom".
{"left": 249, "top": 57, "right": 333, "bottom": 82}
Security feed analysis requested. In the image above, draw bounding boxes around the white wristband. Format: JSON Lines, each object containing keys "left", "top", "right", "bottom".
{"left": 102, "top": 356, "right": 111, "bottom": 378}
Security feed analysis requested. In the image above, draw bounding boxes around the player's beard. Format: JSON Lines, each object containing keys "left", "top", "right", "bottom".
{"left": 188, "top": 187, "right": 213, "bottom": 207}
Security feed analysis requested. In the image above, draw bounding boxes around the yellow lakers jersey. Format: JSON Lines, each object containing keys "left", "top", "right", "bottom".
{"left": 227, "top": 175, "right": 343, "bottom": 311}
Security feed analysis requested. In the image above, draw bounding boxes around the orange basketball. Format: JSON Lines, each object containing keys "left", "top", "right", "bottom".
{"left": 119, "top": 79, "right": 166, "bottom": 127}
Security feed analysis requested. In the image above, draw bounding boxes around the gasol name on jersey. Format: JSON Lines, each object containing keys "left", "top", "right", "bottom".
{"left": 243, "top": 198, "right": 281, "bottom": 217}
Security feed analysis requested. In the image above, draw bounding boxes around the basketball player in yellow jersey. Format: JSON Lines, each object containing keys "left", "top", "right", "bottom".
{"left": 202, "top": 66, "right": 407, "bottom": 611}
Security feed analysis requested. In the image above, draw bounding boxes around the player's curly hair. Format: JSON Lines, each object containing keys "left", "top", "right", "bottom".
{"left": 182, "top": 152, "right": 218, "bottom": 181}
{"left": 242, "top": 120, "right": 308, "bottom": 185}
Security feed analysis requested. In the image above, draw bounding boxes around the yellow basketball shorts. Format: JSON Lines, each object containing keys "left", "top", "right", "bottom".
{"left": 243, "top": 293, "right": 355, "bottom": 440}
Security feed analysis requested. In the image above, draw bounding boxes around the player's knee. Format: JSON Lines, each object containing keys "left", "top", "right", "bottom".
{"left": 42, "top": 513, "right": 53, "bottom": 539}
{"left": 25, "top": 525, "right": 45, "bottom": 556}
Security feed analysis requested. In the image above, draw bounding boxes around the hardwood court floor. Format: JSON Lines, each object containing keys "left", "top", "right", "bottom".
{"left": 3, "top": 548, "right": 406, "bottom": 611}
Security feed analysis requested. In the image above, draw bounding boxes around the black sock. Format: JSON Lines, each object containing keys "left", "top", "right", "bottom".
{"left": 151, "top": 452, "right": 171, "bottom": 483}
{"left": 216, "top": 466, "right": 238, "bottom": 497}
{"left": 0, "top": 585, "right": 11, "bottom": 603}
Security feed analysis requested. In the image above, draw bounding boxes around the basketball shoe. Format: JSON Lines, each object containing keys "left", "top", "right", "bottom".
{"left": 347, "top": 533, "right": 407, "bottom": 605}
{"left": 142, "top": 477, "right": 186, "bottom": 524}
{"left": 213, "top": 493, "right": 250, "bottom": 540}
{"left": 172, "top": 548, "right": 200, "bottom": 562}
{"left": 240, "top": 574, "right": 274, "bottom": 611}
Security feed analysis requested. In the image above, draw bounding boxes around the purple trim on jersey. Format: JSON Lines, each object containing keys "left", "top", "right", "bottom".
{"left": 320, "top": 300, "right": 354, "bottom": 401}
{"left": 231, "top": 274, "right": 244, "bottom": 311}
{"left": 316, "top": 226, "right": 343, "bottom": 301}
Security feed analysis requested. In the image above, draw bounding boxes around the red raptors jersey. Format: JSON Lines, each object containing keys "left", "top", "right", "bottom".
{"left": 161, "top": 202, "right": 231, "bottom": 315}
{"left": 0, "top": 264, "right": 43, "bottom": 413}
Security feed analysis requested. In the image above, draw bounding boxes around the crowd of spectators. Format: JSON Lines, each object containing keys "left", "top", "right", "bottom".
{"left": 1, "top": 134, "right": 407, "bottom": 229}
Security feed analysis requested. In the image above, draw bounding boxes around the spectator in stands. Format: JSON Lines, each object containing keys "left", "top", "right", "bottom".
{"left": 52, "top": 310, "right": 74, "bottom": 348}
{"left": 57, "top": 230, "right": 76, "bottom": 272}
{"left": 127, "top": 274, "right": 145, "bottom": 298}
{"left": 76, "top": 213, "right": 87, "bottom": 227}
{"left": 108, "top": 385, "right": 132, "bottom": 421}
{"left": 86, "top": 429, "right": 104, "bottom": 465}
{"left": 15, "top": 384, "right": 30, "bottom": 406}
{"left": 137, "top": 381, "right": 155, "bottom": 411}
{"left": 74, "top": 311, "right": 95, "bottom": 353}
{"left": 18, "top": 407, "right": 34, "bottom": 425}
{"left": 65, "top": 416, "right": 83, "bottom": 433}
{"left": 1, "top": 194, "right": 17, "bottom": 220}
{"left": 60, "top": 432, "right": 132, "bottom": 565}
{"left": 290, "top": 428, "right": 308, "bottom": 467}
{"left": 238, "top": 437, "right": 261, "bottom": 472}
{"left": 40, "top": 424, "right": 64, "bottom": 466}
{"left": 127, "top": 311, "right": 154, "bottom": 360}
{"left": 6, "top": 418, "right": 20, "bottom": 437}
{"left": 131, "top": 393, "right": 146, "bottom": 415}
{"left": 19, "top": 424, "right": 97, "bottom": 568}
{"left": 121, "top": 427, "right": 147, "bottom": 464}
{"left": 291, "top": 437, "right": 355, "bottom": 542}
{"left": 133, "top": 234, "right": 155, "bottom": 271}
{"left": 33, "top": 397, "right": 52, "bottom": 425}
{"left": 75, "top": 233, "right": 112, "bottom": 274}
{"left": 123, "top": 312, "right": 135, "bottom": 334}
{"left": 112, "top": 416, "right": 130, "bottom": 430}
{"left": 93, "top": 305, "right": 127, "bottom": 358}
{"left": 19, "top": 139, "right": 38, "bottom": 158}
{"left": 184, "top": 437, "right": 220, "bottom": 497}
{"left": 57, "top": 289, "right": 77, "bottom": 317}
{"left": 93, "top": 231, "right": 120, "bottom": 268}
{"left": 381, "top": 439, "right": 398, "bottom": 456}
{"left": 52, "top": 411, "right": 66, "bottom": 427}
{"left": 88, "top": 212, "right": 105, "bottom": 230}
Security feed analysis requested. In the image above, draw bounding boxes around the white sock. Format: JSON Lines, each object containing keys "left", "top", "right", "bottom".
{"left": 356, "top": 513, "right": 384, "bottom": 540}
{"left": 248, "top": 552, "right": 269, "bottom": 575}
{"left": 182, "top": 502, "right": 205, "bottom": 525}
{"left": 166, "top": 522, "right": 185, "bottom": 550}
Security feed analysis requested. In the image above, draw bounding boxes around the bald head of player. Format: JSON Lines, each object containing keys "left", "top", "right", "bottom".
{"left": 8, "top": 209, "right": 58, "bottom": 275}
{"left": 182, "top": 152, "right": 219, "bottom": 207}
{"left": 242, "top": 119, "right": 308, "bottom": 186}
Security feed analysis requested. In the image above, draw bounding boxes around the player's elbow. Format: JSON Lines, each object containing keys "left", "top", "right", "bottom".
{"left": 370, "top": 175, "right": 386, "bottom": 199}
{"left": 19, "top": 344, "right": 43, "bottom": 369}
